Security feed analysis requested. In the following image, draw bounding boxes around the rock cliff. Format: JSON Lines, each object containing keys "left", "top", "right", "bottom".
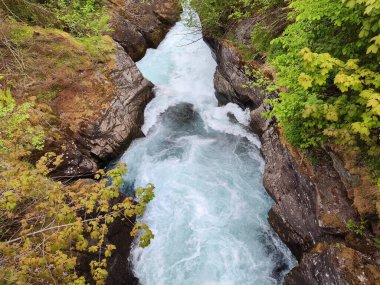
{"left": 206, "top": 36, "right": 380, "bottom": 284}
{"left": 108, "top": 0, "right": 180, "bottom": 61}
{"left": 49, "top": 0, "right": 180, "bottom": 179}
{"left": 51, "top": 45, "right": 154, "bottom": 178}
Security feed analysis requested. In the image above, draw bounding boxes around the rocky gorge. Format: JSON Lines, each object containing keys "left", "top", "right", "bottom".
{"left": 1, "top": 0, "right": 379, "bottom": 284}
{"left": 70, "top": 1, "right": 181, "bottom": 283}
{"left": 49, "top": 0, "right": 181, "bottom": 179}
{"left": 0, "top": 0, "right": 179, "bottom": 283}
{"left": 55, "top": 2, "right": 380, "bottom": 283}
{"left": 203, "top": 24, "right": 380, "bottom": 284}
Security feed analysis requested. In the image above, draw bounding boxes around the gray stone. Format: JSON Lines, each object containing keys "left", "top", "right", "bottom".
{"left": 108, "top": 0, "right": 180, "bottom": 61}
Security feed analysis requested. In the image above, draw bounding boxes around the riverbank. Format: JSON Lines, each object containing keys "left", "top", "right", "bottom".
{"left": 0, "top": 1, "right": 180, "bottom": 283}
{"left": 2, "top": 1, "right": 379, "bottom": 283}
{"left": 203, "top": 28, "right": 380, "bottom": 284}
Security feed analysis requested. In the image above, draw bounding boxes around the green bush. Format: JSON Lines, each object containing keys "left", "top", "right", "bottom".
{"left": 267, "top": 0, "right": 380, "bottom": 159}
{"left": 192, "top": 0, "right": 380, "bottom": 181}
{"left": 190, "top": 0, "right": 251, "bottom": 34}
{"left": 53, "top": 0, "right": 110, "bottom": 36}
{"left": 0, "top": 0, "right": 110, "bottom": 37}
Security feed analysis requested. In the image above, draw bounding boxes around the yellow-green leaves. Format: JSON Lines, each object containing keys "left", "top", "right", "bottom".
{"left": 352, "top": 122, "right": 370, "bottom": 136}
{"left": 0, "top": 88, "right": 45, "bottom": 156}
{"left": 334, "top": 72, "right": 363, "bottom": 92}
{"left": 298, "top": 73, "right": 313, "bottom": 89}
{"left": 0, "top": 190, "right": 18, "bottom": 210}
{"left": 343, "top": 0, "right": 380, "bottom": 55}
{"left": 297, "top": 48, "right": 380, "bottom": 153}
{"left": 368, "top": 34, "right": 380, "bottom": 54}
{"left": 131, "top": 223, "right": 155, "bottom": 248}
{"left": 0, "top": 147, "right": 155, "bottom": 284}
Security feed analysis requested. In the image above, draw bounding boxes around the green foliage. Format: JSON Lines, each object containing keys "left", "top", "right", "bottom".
{"left": 193, "top": 0, "right": 380, "bottom": 209}
{"left": 265, "top": 0, "right": 380, "bottom": 160}
{"left": 76, "top": 35, "right": 115, "bottom": 59}
{"left": 0, "top": 87, "right": 155, "bottom": 284}
{"left": 0, "top": 0, "right": 58, "bottom": 26}
{"left": 131, "top": 223, "right": 155, "bottom": 248}
{"left": 0, "top": 87, "right": 45, "bottom": 156}
{"left": 0, "top": 0, "right": 110, "bottom": 37}
{"left": 53, "top": 0, "right": 111, "bottom": 36}
{"left": 346, "top": 219, "right": 367, "bottom": 236}
{"left": 190, "top": 0, "right": 251, "bottom": 34}
{"left": 191, "top": 0, "right": 286, "bottom": 50}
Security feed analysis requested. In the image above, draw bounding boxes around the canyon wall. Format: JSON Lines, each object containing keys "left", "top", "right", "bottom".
{"left": 205, "top": 33, "right": 380, "bottom": 284}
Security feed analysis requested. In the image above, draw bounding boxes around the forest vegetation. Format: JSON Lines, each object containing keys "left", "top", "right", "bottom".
{"left": 192, "top": 0, "right": 380, "bottom": 225}
{"left": 1, "top": 0, "right": 380, "bottom": 283}
{"left": 0, "top": 1, "right": 154, "bottom": 284}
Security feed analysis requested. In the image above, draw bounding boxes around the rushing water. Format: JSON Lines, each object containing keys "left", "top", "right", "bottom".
{"left": 119, "top": 9, "right": 295, "bottom": 285}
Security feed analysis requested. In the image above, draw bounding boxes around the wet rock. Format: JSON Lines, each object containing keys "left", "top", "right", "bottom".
{"left": 249, "top": 103, "right": 271, "bottom": 136}
{"left": 84, "top": 45, "right": 154, "bottom": 161}
{"left": 160, "top": 103, "right": 204, "bottom": 137}
{"left": 285, "top": 243, "right": 380, "bottom": 285}
{"left": 311, "top": 153, "right": 358, "bottom": 236}
{"left": 105, "top": 211, "right": 139, "bottom": 285}
{"left": 325, "top": 148, "right": 361, "bottom": 197}
{"left": 263, "top": 126, "right": 321, "bottom": 259}
{"left": 53, "top": 141, "right": 99, "bottom": 179}
{"left": 109, "top": 11, "right": 148, "bottom": 62}
{"left": 214, "top": 68, "right": 240, "bottom": 106}
{"left": 210, "top": 40, "right": 267, "bottom": 109}
{"left": 108, "top": 0, "right": 180, "bottom": 61}
{"left": 162, "top": 103, "right": 197, "bottom": 125}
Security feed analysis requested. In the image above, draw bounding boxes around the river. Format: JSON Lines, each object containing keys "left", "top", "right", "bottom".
{"left": 119, "top": 8, "right": 295, "bottom": 285}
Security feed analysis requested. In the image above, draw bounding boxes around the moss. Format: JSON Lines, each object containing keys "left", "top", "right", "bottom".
{"left": 76, "top": 35, "right": 116, "bottom": 61}
{"left": 365, "top": 155, "right": 380, "bottom": 183}
{"left": 38, "top": 90, "right": 59, "bottom": 102}
{"left": 8, "top": 22, "right": 34, "bottom": 46}
{"left": 0, "top": 18, "right": 120, "bottom": 151}
{"left": 311, "top": 242, "right": 329, "bottom": 253}
{"left": 321, "top": 213, "right": 345, "bottom": 230}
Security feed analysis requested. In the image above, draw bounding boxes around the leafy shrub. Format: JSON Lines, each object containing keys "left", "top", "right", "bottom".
{"left": 346, "top": 219, "right": 367, "bottom": 236}
{"left": 53, "top": 0, "right": 111, "bottom": 36}
{"left": 0, "top": 0, "right": 110, "bottom": 36}
{"left": 266, "top": 0, "right": 380, "bottom": 158}
{"left": 283, "top": 121, "right": 307, "bottom": 147}
{"left": 0, "top": 85, "right": 45, "bottom": 156}
{"left": 190, "top": 0, "right": 252, "bottom": 34}
{"left": 0, "top": 87, "right": 155, "bottom": 284}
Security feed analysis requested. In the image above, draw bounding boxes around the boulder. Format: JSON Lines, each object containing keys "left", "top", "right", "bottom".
{"left": 108, "top": 0, "right": 180, "bottom": 61}
{"left": 83, "top": 46, "right": 154, "bottom": 162}
{"left": 263, "top": 125, "right": 321, "bottom": 259}
{"left": 285, "top": 243, "right": 380, "bottom": 285}
{"left": 54, "top": 45, "right": 154, "bottom": 178}
{"left": 211, "top": 40, "right": 267, "bottom": 108}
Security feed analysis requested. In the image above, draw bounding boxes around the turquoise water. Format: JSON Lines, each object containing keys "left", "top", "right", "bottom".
{"left": 119, "top": 9, "right": 295, "bottom": 285}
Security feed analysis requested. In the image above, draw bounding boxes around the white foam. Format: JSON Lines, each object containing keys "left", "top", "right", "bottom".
{"left": 120, "top": 6, "right": 296, "bottom": 285}
{"left": 201, "top": 103, "right": 261, "bottom": 148}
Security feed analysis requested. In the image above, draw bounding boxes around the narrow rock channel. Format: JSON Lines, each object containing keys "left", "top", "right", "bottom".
{"left": 119, "top": 8, "right": 296, "bottom": 285}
